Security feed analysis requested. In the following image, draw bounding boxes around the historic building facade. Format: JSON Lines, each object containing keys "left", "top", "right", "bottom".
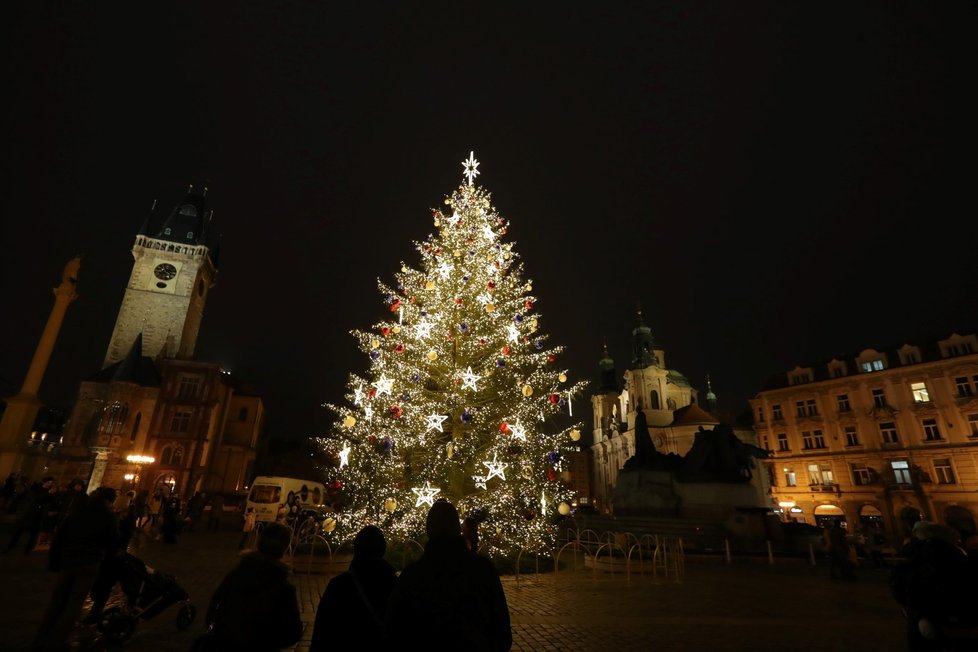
{"left": 751, "top": 331, "right": 978, "bottom": 541}
{"left": 589, "top": 312, "right": 764, "bottom": 511}
{"left": 53, "top": 187, "right": 265, "bottom": 499}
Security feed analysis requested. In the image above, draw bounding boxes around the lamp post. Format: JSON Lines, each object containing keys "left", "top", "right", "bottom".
{"left": 126, "top": 454, "right": 155, "bottom": 491}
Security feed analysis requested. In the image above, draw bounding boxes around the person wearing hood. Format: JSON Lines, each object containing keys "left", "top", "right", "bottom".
{"left": 386, "top": 499, "right": 512, "bottom": 651}
{"left": 309, "top": 525, "right": 397, "bottom": 651}
{"left": 891, "top": 519, "right": 978, "bottom": 650}
{"left": 204, "top": 521, "right": 303, "bottom": 651}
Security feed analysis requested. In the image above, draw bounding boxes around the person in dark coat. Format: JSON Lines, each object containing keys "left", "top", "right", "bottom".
{"left": 205, "top": 521, "right": 303, "bottom": 651}
{"left": 4, "top": 477, "right": 55, "bottom": 554}
{"left": 386, "top": 500, "right": 512, "bottom": 652}
{"left": 310, "top": 525, "right": 397, "bottom": 651}
{"left": 161, "top": 496, "right": 182, "bottom": 543}
{"left": 32, "top": 487, "right": 119, "bottom": 651}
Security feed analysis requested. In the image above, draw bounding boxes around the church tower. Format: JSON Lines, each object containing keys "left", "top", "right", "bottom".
{"left": 103, "top": 186, "right": 217, "bottom": 368}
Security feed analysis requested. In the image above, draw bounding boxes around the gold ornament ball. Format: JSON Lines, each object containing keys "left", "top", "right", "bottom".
{"left": 453, "top": 249, "right": 462, "bottom": 258}
{"left": 530, "top": 318, "right": 538, "bottom": 328}
{"left": 503, "top": 252, "right": 510, "bottom": 260}
{"left": 383, "top": 497, "right": 397, "bottom": 512}
{"left": 485, "top": 303, "right": 495, "bottom": 313}
{"left": 323, "top": 518, "right": 337, "bottom": 533}
{"left": 342, "top": 415, "right": 356, "bottom": 429}
{"left": 446, "top": 443, "right": 454, "bottom": 459}
{"left": 427, "top": 351, "right": 438, "bottom": 361}
{"left": 558, "top": 502, "right": 571, "bottom": 516}
{"left": 401, "top": 265, "right": 408, "bottom": 273}
{"left": 425, "top": 281, "right": 435, "bottom": 290}
{"left": 526, "top": 284, "right": 533, "bottom": 292}
{"left": 370, "top": 339, "right": 380, "bottom": 349}
{"left": 570, "top": 429, "right": 581, "bottom": 442}
{"left": 444, "top": 198, "right": 451, "bottom": 205}
{"left": 558, "top": 373, "right": 568, "bottom": 383}
{"left": 392, "top": 325, "right": 401, "bottom": 334}
{"left": 521, "top": 385, "right": 533, "bottom": 397}
{"left": 434, "top": 219, "right": 440, "bottom": 227}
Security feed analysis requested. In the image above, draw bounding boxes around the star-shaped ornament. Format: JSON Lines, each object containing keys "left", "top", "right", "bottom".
{"left": 338, "top": 446, "right": 351, "bottom": 469}
{"left": 483, "top": 453, "right": 508, "bottom": 482}
{"left": 352, "top": 384, "right": 364, "bottom": 405}
{"left": 412, "top": 482, "right": 440, "bottom": 508}
{"left": 415, "top": 320, "right": 433, "bottom": 340}
{"left": 364, "top": 406, "right": 374, "bottom": 422}
{"left": 373, "top": 375, "right": 394, "bottom": 397}
{"left": 507, "top": 324, "right": 520, "bottom": 343}
{"left": 476, "top": 292, "right": 493, "bottom": 306}
{"left": 509, "top": 421, "right": 527, "bottom": 442}
{"left": 437, "top": 262, "right": 452, "bottom": 280}
{"left": 425, "top": 414, "right": 448, "bottom": 433}
{"left": 472, "top": 475, "right": 487, "bottom": 490}
{"left": 462, "top": 151, "right": 480, "bottom": 186}
{"left": 460, "top": 367, "right": 482, "bottom": 391}
{"left": 482, "top": 225, "right": 495, "bottom": 241}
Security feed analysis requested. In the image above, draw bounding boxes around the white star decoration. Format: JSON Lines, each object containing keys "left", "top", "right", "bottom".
{"left": 415, "top": 320, "right": 433, "bottom": 340}
{"left": 472, "top": 475, "right": 487, "bottom": 490}
{"left": 338, "top": 446, "right": 351, "bottom": 469}
{"left": 373, "top": 375, "right": 394, "bottom": 397}
{"left": 476, "top": 292, "right": 493, "bottom": 306}
{"left": 460, "top": 367, "right": 482, "bottom": 391}
{"left": 412, "top": 482, "right": 440, "bottom": 508}
{"left": 437, "top": 262, "right": 452, "bottom": 280}
{"left": 482, "top": 225, "right": 495, "bottom": 241}
{"left": 462, "top": 151, "right": 480, "bottom": 186}
{"left": 507, "top": 324, "right": 520, "bottom": 343}
{"left": 425, "top": 413, "right": 448, "bottom": 433}
{"left": 483, "top": 453, "right": 508, "bottom": 482}
{"left": 364, "top": 406, "right": 374, "bottom": 422}
{"left": 352, "top": 384, "right": 364, "bottom": 405}
{"left": 509, "top": 421, "right": 527, "bottom": 441}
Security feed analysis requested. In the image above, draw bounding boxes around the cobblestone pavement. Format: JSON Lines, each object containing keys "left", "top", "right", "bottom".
{"left": 0, "top": 527, "right": 906, "bottom": 651}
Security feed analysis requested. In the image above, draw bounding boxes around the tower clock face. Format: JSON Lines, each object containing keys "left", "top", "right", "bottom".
{"left": 154, "top": 263, "right": 177, "bottom": 280}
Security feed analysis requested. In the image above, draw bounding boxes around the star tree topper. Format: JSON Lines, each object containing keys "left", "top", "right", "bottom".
{"left": 462, "top": 151, "right": 480, "bottom": 186}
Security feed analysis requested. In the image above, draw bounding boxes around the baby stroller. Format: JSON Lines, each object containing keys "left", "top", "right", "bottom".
{"left": 95, "top": 552, "right": 197, "bottom": 644}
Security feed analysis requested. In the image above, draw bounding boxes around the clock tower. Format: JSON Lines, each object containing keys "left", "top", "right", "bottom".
{"left": 103, "top": 186, "right": 218, "bottom": 368}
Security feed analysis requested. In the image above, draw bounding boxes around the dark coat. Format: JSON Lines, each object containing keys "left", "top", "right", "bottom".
{"left": 309, "top": 555, "right": 397, "bottom": 651}
{"left": 386, "top": 536, "right": 512, "bottom": 652}
{"left": 49, "top": 493, "right": 119, "bottom": 572}
{"left": 206, "top": 552, "right": 303, "bottom": 652}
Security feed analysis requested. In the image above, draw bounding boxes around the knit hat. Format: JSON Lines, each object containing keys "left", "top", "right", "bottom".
{"left": 353, "top": 525, "right": 387, "bottom": 559}
{"left": 426, "top": 499, "right": 461, "bottom": 539}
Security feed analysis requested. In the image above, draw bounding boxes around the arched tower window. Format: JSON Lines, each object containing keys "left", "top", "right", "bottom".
{"left": 171, "top": 447, "right": 185, "bottom": 467}
{"left": 650, "top": 390, "right": 660, "bottom": 410}
{"left": 161, "top": 446, "right": 173, "bottom": 465}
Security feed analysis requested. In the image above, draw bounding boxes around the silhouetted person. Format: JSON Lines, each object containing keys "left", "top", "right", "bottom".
{"left": 4, "top": 477, "right": 55, "bottom": 554}
{"left": 205, "top": 521, "right": 303, "bottom": 651}
{"left": 826, "top": 521, "right": 855, "bottom": 580}
{"left": 386, "top": 500, "right": 512, "bottom": 651}
{"left": 161, "top": 496, "right": 181, "bottom": 543}
{"left": 310, "top": 525, "right": 397, "bottom": 651}
{"left": 462, "top": 516, "right": 480, "bottom": 553}
{"left": 32, "top": 487, "right": 119, "bottom": 651}
{"left": 206, "top": 493, "right": 225, "bottom": 531}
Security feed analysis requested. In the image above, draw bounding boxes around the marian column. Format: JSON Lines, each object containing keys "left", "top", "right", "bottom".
{"left": 0, "top": 257, "right": 80, "bottom": 478}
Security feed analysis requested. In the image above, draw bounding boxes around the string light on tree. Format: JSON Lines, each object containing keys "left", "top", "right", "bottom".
{"left": 316, "top": 152, "right": 587, "bottom": 552}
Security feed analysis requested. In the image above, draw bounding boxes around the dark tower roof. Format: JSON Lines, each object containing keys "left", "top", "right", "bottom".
{"left": 630, "top": 308, "right": 658, "bottom": 370}
{"left": 156, "top": 185, "right": 209, "bottom": 245}
{"left": 88, "top": 333, "right": 161, "bottom": 386}
{"left": 597, "top": 340, "right": 618, "bottom": 392}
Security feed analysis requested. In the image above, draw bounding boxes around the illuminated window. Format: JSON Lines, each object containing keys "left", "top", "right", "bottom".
{"left": 880, "top": 422, "right": 899, "bottom": 444}
{"left": 891, "top": 460, "right": 912, "bottom": 484}
{"left": 844, "top": 426, "right": 860, "bottom": 447}
{"left": 911, "top": 382, "right": 930, "bottom": 403}
{"left": 784, "top": 468, "right": 797, "bottom": 487}
{"left": 922, "top": 418, "right": 942, "bottom": 441}
{"left": 933, "top": 458, "right": 955, "bottom": 484}
{"left": 861, "top": 360, "right": 885, "bottom": 372}
{"left": 808, "top": 463, "right": 833, "bottom": 486}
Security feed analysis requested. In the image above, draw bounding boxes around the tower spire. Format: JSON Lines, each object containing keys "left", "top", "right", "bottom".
{"left": 705, "top": 374, "right": 718, "bottom": 415}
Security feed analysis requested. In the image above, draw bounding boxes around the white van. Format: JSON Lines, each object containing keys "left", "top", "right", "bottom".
{"left": 246, "top": 476, "right": 326, "bottom": 523}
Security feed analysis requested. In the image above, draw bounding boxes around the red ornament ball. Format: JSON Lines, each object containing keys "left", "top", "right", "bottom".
{"left": 546, "top": 468, "right": 558, "bottom": 482}
{"left": 499, "top": 421, "right": 510, "bottom": 433}
{"left": 381, "top": 327, "right": 391, "bottom": 337}
{"left": 549, "top": 394, "right": 560, "bottom": 405}
{"left": 453, "top": 297, "right": 463, "bottom": 305}
{"left": 548, "top": 355, "right": 556, "bottom": 363}
{"left": 367, "top": 388, "right": 377, "bottom": 398}
{"left": 525, "top": 301, "right": 533, "bottom": 310}
{"left": 486, "top": 282, "right": 495, "bottom": 291}
{"left": 394, "top": 344, "right": 405, "bottom": 354}
{"left": 389, "top": 405, "right": 403, "bottom": 418}
{"left": 389, "top": 300, "right": 401, "bottom": 312}
{"left": 502, "top": 346, "right": 510, "bottom": 356}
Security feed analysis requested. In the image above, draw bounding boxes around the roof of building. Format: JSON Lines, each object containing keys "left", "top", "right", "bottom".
{"left": 757, "top": 331, "right": 977, "bottom": 393}
{"left": 670, "top": 402, "right": 720, "bottom": 426}
{"left": 88, "top": 335, "right": 161, "bottom": 387}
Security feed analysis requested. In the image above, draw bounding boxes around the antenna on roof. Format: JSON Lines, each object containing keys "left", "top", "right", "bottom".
{"left": 188, "top": 183, "right": 194, "bottom": 193}
{"left": 203, "top": 186, "right": 208, "bottom": 197}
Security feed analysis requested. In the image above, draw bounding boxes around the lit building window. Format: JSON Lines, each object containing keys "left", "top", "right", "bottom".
{"left": 861, "top": 360, "right": 885, "bottom": 372}
{"left": 910, "top": 382, "right": 930, "bottom": 403}
{"left": 784, "top": 468, "right": 797, "bottom": 486}
{"left": 891, "top": 460, "right": 912, "bottom": 484}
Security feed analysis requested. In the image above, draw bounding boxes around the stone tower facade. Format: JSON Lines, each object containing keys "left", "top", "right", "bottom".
{"left": 103, "top": 188, "right": 217, "bottom": 368}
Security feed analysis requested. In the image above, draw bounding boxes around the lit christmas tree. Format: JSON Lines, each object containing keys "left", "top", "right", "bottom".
{"left": 316, "top": 153, "right": 587, "bottom": 553}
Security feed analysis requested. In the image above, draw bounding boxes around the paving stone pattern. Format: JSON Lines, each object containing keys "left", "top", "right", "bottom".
{"left": 0, "top": 527, "right": 906, "bottom": 651}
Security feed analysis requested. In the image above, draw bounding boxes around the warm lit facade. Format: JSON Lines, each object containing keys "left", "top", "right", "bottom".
{"left": 50, "top": 187, "right": 266, "bottom": 499}
{"left": 751, "top": 332, "right": 978, "bottom": 540}
{"left": 590, "top": 313, "right": 766, "bottom": 512}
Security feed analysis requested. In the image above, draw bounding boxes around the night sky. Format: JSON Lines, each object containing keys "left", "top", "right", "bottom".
{"left": 3, "top": 2, "right": 976, "bottom": 441}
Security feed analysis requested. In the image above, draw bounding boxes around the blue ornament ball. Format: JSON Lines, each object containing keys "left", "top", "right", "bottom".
{"left": 547, "top": 451, "right": 561, "bottom": 464}
{"left": 461, "top": 411, "right": 472, "bottom": 423}
{"left": 515, "top": 314, "right": 523, "bottom": 323}
{"left": 534, "top": 340, "right": 543, "bottom": 349}
{"left": 496, "top": 358, "right": 506, "bottom": 368}
{"left": 462, "top": 275, "right": 469, "bottom": 282}
{"left": 401, "top": 393, "right": 410, "bottom": 402}
{"left": 370, "top": 351, "right": 380, "bottom": 360}
{"left": 412, "top": 372, "right": 421, "bottom": 383}
{"left": 459, "top": 323, "right": 468, "bottom": 332}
